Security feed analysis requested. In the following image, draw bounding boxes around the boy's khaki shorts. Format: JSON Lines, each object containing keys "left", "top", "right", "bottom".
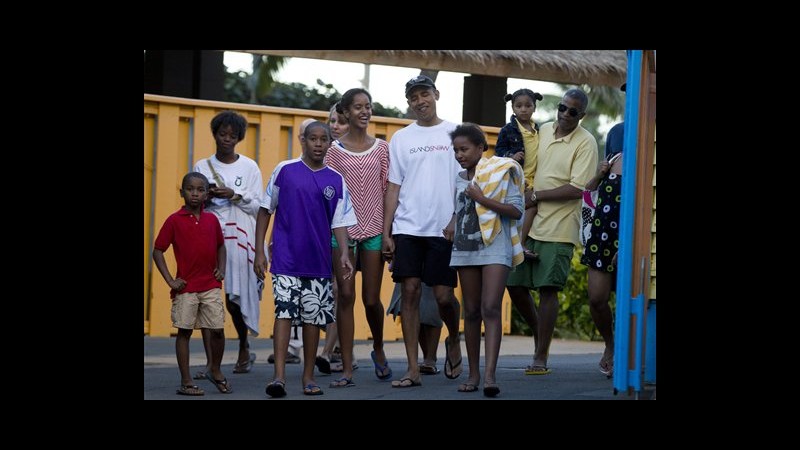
{"left": 172, "top": 288, "right": 224, "bottom": 329}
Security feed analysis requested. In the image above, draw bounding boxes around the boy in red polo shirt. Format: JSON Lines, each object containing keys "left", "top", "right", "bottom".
{"left": 153, "top": 172, "right": 229, "bottom": 396}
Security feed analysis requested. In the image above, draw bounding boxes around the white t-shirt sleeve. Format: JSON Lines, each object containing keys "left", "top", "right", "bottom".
{"left": 261, "top": 162, "right": 285, "bottom": 214}
{"left": 192, "top": 159, "right": 212, "bottom": 185}
{"left": 388, "top": 133, "right": 405, "bottom": 185}
{"left": 332, "top": 177, "right": 357, "bottom": 229}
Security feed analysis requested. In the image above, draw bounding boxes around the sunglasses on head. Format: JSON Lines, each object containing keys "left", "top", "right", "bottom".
{"left": 557, "top": 103, "right": 582, "bottom": 117}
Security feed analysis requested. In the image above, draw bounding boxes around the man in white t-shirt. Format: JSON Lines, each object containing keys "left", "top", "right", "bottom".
{"left": 382, "top": 75, "right": 463, "bottom": 387}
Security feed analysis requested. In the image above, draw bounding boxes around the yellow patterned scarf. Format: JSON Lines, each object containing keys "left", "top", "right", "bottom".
{"left": 474, "top": 156, "right": 525, "bottom": 267}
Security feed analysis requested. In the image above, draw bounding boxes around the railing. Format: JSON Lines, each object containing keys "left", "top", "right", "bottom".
{"left": 144, "top": 94, "right": 508, "bottom": 339}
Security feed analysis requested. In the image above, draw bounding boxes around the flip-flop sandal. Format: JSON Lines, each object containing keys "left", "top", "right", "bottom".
{"left": 192, "top": 370, "right": 208, "bottom": 380}
{"left": 315, "top": 355, "right": 332, "bottom": 374}
{"left": 265, "top": 380, "right": 286, "bottom": 398}
{"left": 329, "top": 377, "right": 356, "bottom": 388}
{"left": 420, "top": 364, "right": 440, "bottom": 375}
{"left": 176, "top": 384, "right": 205, "bottom": 396}
{"left": 269, "top": 353, "right": 301, "bottom": 364}
{"left": 483, "top": 384, "right": 500, "bottom": 397}
{"left": 444, "top": 338, "right": 462, "bottom": 379}
{"left": 599, "top": 359, "right": 614, "bottom": 378}
{"left": 370, "top": 350, "right": 392, "bottom": 380}
{"left": 233, "top": 353, "right": 256, "bottom": 374}
{"left": 391, "top": 377, "right": 422, "bottom": 388}
{"left": 524, "top": 366, "right": 552, "bottom": 375}
{"left": 205, "top": 372, "right": 233, "bottom": 393}
{"left": 233, "top": 361, "right": 251, "bottom": 373}
{"left": 303, "top": 384, "right": 324, "bottom": 396}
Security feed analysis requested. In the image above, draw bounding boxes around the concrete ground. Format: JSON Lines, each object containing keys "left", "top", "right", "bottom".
{"left": 145, "top": 334, "right": 639, "bottom": 400}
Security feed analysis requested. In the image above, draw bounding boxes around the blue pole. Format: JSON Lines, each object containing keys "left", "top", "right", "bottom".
{"left": 645, "top": 300, "right": 657, "bottom": 383}
{"left": 613, "top": 50, "right": 643, "bottom": 393}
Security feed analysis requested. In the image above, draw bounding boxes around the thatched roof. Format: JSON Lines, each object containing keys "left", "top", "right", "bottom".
{"left": 239, "top": 50, "right": 627, "bottom": 87}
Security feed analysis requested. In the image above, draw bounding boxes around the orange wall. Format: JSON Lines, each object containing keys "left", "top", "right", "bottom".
{"left": 143, "top": 94, "right": 509, "bottom": 339}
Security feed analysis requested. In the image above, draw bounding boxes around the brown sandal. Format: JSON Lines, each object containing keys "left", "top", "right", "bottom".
{"left": 419, "top": 364, "right": 440, "bottom": 375}
{"left": 233, "top": 352, "right": 256, "bottom": 373}
{"left": 176, "top": 384, "right": 205, "bottom": 396}
{"left": 204, "top": 372, "right": 233, "bottom": 393}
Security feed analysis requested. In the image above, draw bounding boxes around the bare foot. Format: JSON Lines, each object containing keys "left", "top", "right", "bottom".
{"left": 458, "top": 374, "right": 480, "bottom": 392}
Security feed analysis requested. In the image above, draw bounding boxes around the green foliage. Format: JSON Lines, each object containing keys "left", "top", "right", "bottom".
{"left": 372, "top": 102, "right": 406, "bottom": 119}
{"left": 509, "top": 248, "right": 615, "bottom": 341}
{"left": 224, "top": 70, "right": 251, "bottom": 104}
{"left": 555, "top": 250, "right": 593, "bottom": 340}
{"left": 223, "top": 72, "right": 406, "bottom": 118}
{"left": 262, "top": 80, "right": 340, "bottom": 111}
{"left": 251, "top": 55, "right": 286, "bottom": 101}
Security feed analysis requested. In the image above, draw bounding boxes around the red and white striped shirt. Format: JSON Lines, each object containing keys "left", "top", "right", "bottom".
{"left": 325, "top": 138, "right": 389, "bottom": 240}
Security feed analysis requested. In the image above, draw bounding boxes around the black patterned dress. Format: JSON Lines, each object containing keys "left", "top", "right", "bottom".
{"left": 580, "top": 172, "right": 622, "bottom": 273}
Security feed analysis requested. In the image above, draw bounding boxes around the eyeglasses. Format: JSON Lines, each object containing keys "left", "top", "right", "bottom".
{"left": 557, "top": 103, "right": 582, "bottom": 117}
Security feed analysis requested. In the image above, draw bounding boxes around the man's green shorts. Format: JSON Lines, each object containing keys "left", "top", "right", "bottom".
{"left": 506, "top": 238, "right": 575, "bottom": 290}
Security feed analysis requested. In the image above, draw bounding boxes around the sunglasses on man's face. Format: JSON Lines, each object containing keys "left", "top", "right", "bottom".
{"left": 557, "top": 103, "right": 582, "bottom": 117}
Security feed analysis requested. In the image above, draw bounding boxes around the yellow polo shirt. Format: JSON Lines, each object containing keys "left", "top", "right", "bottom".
{"left": 531, "top": 122, "right": 598, "bottom": 245}
{"left": 517, "top": 118, "right": 539, "bottom": 188}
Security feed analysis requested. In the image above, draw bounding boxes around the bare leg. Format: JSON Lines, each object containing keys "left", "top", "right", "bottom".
{"left": 434, "top": 284, "right": 462, "bottom": 379}
{"left": 208, "top": 328, "right": 226, "bottom": 380}
{"left": 587, "top": 267, "right": 614, "bottom": 367}
{"left": 399, "top": 277, "right": 422, "bottom": 381}
{"left": 320, "top": 277, "right": 338, "bottom": 359}
{"left": 301, "top": 323, "right": 321, "bottom": 387}
{"left": 507, "top": 286, "right": 539, "bottom": 355}
{"left": 198, "top": 328, "right": 212, "bottom": 375}
{"left": 361, "top": 250, "right": 388, "bottom": 369}
{"left": 272, "top": 319, "right": 291, "bottom": 382}
{"left": 225, "top": 296, "right": 250, "bottom": 365}
{"left": 533, "top": 287, "right": 559, "bottom": 368}
{"left": 458, "top": 267, "right": 482, "bottom": 388}
{"left": 481, "top": 265, "right": 509, "bottom": 386}
{"left": 419, "top": 324, "right": 441, "bottom": 366}
{"left": 333, "top": 246, "right": 357, "bottom": 379}
{"left": 176, "top": 328, "right": 193, "bottom": 386}
{"left": 321, "top": 323, "right": 338, "bottom": 357}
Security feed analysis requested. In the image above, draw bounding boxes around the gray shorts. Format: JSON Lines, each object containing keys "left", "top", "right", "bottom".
{"left": 385, "top": 282, "right": 443, "bottom": 328}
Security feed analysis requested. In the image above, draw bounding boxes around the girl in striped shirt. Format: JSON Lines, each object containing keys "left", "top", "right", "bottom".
{"left": 324, "top": 88, "right": 392, "bottom": 387}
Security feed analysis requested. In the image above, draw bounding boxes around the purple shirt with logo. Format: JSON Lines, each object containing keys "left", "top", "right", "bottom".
{"left": 261, "top": 159, "right": 356, "bottom": 278}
